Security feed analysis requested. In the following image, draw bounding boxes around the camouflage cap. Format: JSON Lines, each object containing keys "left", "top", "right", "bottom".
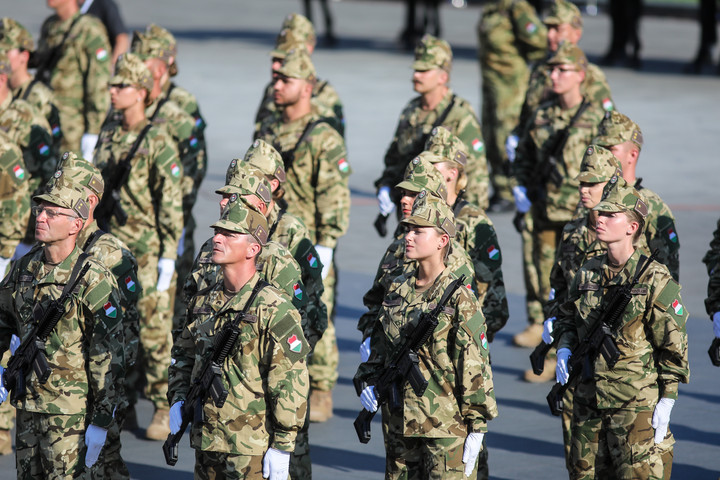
{"left": 402, "top": 190, "right": 456, "bottom": 237}
{"left": 544, "top": 0, "right": 583, "bottom": 29}
{"left": 274, "top": 48, "right": 316, "bottom": 80}
{"left": 593, "top": 110, "right": 644, "bottom": 151}
{"left": 547, "top": 41, "right": 587, "bottom": 71}
{"left": 0, "top": 50, "right": 10, "bottom": 76}
{"left": 34, "top": 169, "right": 90, "bottom": 220}
{"left": 131, "top": 26, "right": 176, "bottom": 62}
{"left": 412, "top": 34, "right": 452, "bottom": 72}
{"left": 110, "top": 53, "right": 153, "bottom": 92}
{"left": 593, "top": 184, "right": 648, "bottom": 219}
{"left": 242, "top": 139, "right": 286, "bottom": 183}
{"left": 0, "top": 18, "right": 34, "bottom": 52}
{"left": 57, "top": 151, "right": 105, "bottom": 198}
{"left": 424, "top": 126, "right": 468, "bottom": 167}
{"left": 271, "top": 28, "right": 306, "bottom": 59}
{"left": 217, "top": 162, "right": 273, "bottom": 210}
{"left": 576, "top": 144, "right": 622, "bottom": 183}
{"left": 281, "top": 13, "right": 316, "bottom": 47}
{"left": 212, "top": 200, "right": 269, "bottom": 245}
{"left": 396, "top": 152, "right": 448, "bottom": 201}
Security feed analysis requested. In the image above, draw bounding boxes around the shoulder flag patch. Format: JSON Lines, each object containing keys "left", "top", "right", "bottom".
{"left": 96, "top": 48, "right": 108, "bottom": 61}
{"left": 472, "top": 138, "right": 484, "bottom": 153}
{"left": 13, "top": 165, "right": 25, "bottom": 179}
{"left": 125, "top": 276, "right": 136, "bottom": 292}
{"left": 525, "top": 22, "right": 537, "bottom": 34}
{"left": 602, "top": 98, "right": 614, "bottom": 111}
{"left": 307, "top": 253, "right": 318, "bottom": 268}
{"left": 293, "top": 283, "right": 303, "bottom": 300}
{"left": 103, "top": 301, "right": 117, "bottom": 318}
{"left": 487, "top": 245, "right": 500, "bottom": 260}
{"left": 170, "top": 163, "right": 180, "bottom": 177}
{"left": 480, "top": 332, "right": 488, "bottom": 349}
{"left": 287, "top": 334, "right": 302, "bottom": 353}
{"left": 38, "top": 143, "right": 50, "bottom": 156}
{"left": 338, "top": 158, "right": 349, "bottom": 173}
{"left": 671, "top": 299, "right": 683, "bottom": 316}
{"left": 668, "top": 228, "right": 678, "bottom": 243}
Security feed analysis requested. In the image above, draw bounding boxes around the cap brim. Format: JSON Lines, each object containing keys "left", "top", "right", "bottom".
{"left": 576, "top": 172, "right": 607, "bottom": 183}
{"left": 593, "top": 134, "right": 625, "bottom": 147}
{"left": 211, "top": 218, "right": 250, "bottom": 235}
{"left": 401, "top": 216, "right": 435, "bottom": 228}
{"left": 109, "top": 73, "right": 130, "bottom": 85}
{"left": 412, "top": 61, "right": 436, "bottom": 71}
{"left": 395, "top": 180, "right": 423, "bottom": 193}
{"left": 543, "top": 16, "right": 562, "bottom": 25}
{"left": 33, "top": 193, "right": 71, "bottom": 210}
{"left": 215, "top": 185, "right": 245, "bottom": 195}
{"left": 592, "top": 201, "right": 624, "bottom": 213}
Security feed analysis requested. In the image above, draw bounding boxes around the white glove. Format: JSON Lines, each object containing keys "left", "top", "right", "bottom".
{"left": 542, "top": 317, "right": 555, "bottom": 344}
{"left": 462, "top": 432, "right": 484, "bottom": 477}
{"left": 556, "top": 348, "right": 571, "bottom": 385}
{"left": 177, "top": 228, "right": 186, "bottom": 256}
{"left": 262, "top": 447, "right": 290, "bottom": 480}
{"left": 505, "top": 133, "right": 519, "bottom": 163}
{"left": 314, "top": 245, "right": 333, "bottom": 280}
{"left": 360, "top": 385, "right": 378, "bottom": 412}
{"left": 12, "top": 242, "right": 33, "bottom": 260}
{"left": 713, "top": 312, "right": 720, "bottom": 338}
{"left": 652, "top": 398, "right": 675, "bottom": 444}
{"left": 377, "top": 186, "right": 395, "bottom": 216}
{"left": 84, "top": 424, "right": 108, "bottom": 467}
{"left": 0, "top": 367, "right": 7, "bottom": 404}
{"left": 9, "top": 335, "right": 20, "bottom": 355}
{"left": 0, "top": 257, "right": 10, "bottom": 278}
{"left": 512, "top": 185, "right": 531, "bottom": 213}
{"left": 169, "top": 401, "right": 184, "bottom": 435}
{"left": 81, "top": 133, "right": 99, "bottom": 163}
{"left": 156, "top": 257, "right": 175, "bottom": 292}
{"left": 360, "top": 337, "right": 371, "bottom": 363}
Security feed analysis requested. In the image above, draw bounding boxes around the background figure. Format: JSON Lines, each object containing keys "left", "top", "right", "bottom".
{"left": 685, "top": 0, "right": 718, "bottom": 74}
{"left": 602, "top": 0, "right": 643, "bottom": 68}
{"left": 302, "top": 0, "right": 337, "bottom": 46}
{"left": 399, "top": 0, "right": 441, "bottom": 50}
{"left": 80, "top": 0, "right": 129, "bottom": 65}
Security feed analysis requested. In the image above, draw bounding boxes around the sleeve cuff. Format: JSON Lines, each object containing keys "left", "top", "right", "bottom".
{"left": 91, "top": 409, "right": 114, "bottom": 429}
{"left": 467, "top": 419, "right": 488, "bottom": 434}
{"left": 270, "top": 430, "right": 296, "bottom": 452}
{"left": 661, "top": 381, "right": 679, "bottom": 400}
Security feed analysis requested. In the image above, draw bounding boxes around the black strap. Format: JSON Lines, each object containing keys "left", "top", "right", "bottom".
{"left": 279, "top": 118, "right": 331, "bottom": 188}
{"left": 81, "top": 229, "right": 105, "bottom": 252}
{"left": 452, "top": 196, "right": 469, "bottom": 217}
{"left": 148, "top": 83, "right": 176, "bottom": 123}
{"left": 222, "top": 279, "right": 268, "bottom": 318}
{"left": 60, "top": 252, "right": 91, "bottom": 298}
{"left": 117, "top": 123, "right": 153, "bottom": 173}
{"left": 267, "top": 208, "right": 285, "bottom": 242}
{"left": 35, "top": 14, "right": 83, "bottom": 83}
{"left": 429, "top": 94, "right": 456, "bottom": 138}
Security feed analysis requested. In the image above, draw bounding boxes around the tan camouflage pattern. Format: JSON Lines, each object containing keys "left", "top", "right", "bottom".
{"left": 241, "top": 138, "right": 285, "bottom": 181}
{"left": 575, "top": 144, "right": 622, "bottom": 183}
{"left": 271, "top": 28, "right": 306, "bottom": 59}
{"left": 130, "top": 29, "right": 174, "bottom": 63}
{"left": 34, "top": 169, "right": 90, "bottom": 220}
{"left": 703, "top": 218, "right": 720, "bottom": 316}
{"left": 276, "top": 48, "right": 316, "bottom": 80}
{"left": 384, "top": 434, "right": 471, "bottom": 479}
{"left": 0, "top": 18, "right": 34, "bottom": 52}
{"left": 423, "top": 126, "right": 469, "bottom": 168}
{"left": 633, "top": 183, "right": 680, "bottom": 282}
{"left": 547, "top": 41, "right": 588, "bottom": 70}
{"left": 218, "top": 162, "right": 272, "bottom": 210}
{"left": 0, "top": 130, "right": 29, "bottom": 258}
{"left": 412, "top": 34, "right": 452, "bottom": 72}
{"left": 593, "top": 110, "right": 643, "bottom": 151}
{"left": 544, "top": 0, "right": 583, "bottom": 28}
{"left": 395, "top": 153, "right": 448, "bottom": 200}
{"left": 193, "top": 449, "right": 264, "bottom": 479}
{"left": 281, "top": 14, "right": 316, "bottom": 48}
{"left": 11, "top": 78, "right": 63, "bottom": 147}
{"left": 110, "top": 53, "right": 153, "bottom": 92}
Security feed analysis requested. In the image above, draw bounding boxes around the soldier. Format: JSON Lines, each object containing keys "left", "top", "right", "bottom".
{"left": 703, "top": 218, "right": 720, "bottom": 344}
{"left": 93, "top": 53, "right": 183, "bottom": 441}
{"left": 0, "top": 130, "right": 29, "bottom": 277}
{"left": 356, "top": 192, "right": 497, "bottom": 480}
{"left": 477, "top": 0, "right": 547, "bottom": 212}
{"left": 553, "top": 184, "right": 688, "bottom": 479}
{"left": 0, "top": 174, "right": 124, "bottom": 478}
{"left": 593, "top": 110, "right": 680, "bottom": 282}
{"left": 255, "top": 48, "right": 350, "bottom": 423}
{"left": 511, "top": 42, "right": 605, "bottom": 348}
{"left": 168, "top": 201, "right": 309, "bottom": 480}
{"left": 376, "top": 34, "right": 489, "bottom": 211}
{"left": 36, "top": 0, "right": 111, "bottom": 157}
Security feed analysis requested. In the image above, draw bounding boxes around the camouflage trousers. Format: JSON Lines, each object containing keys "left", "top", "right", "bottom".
{"left": 15, "top": 409, "right": 87, "bottom": 480}
{"left": 0, "top": 351, "right": 14, "bottom": 431}
{"left": 384, "top": 431, "right": 473, "bottom": 480}
{"left": 519, "top": 213, "right": 544, "bottom": 325}
{"left": 308, "top": 262, "right": 338, "bottom": 392}
{"left": 173, "top": 210, "right": 198, "bottom": 328}
{"left": 58, "top": 108, "right": 82, "bottom": 153}
{"left": 194, "top": 449, "right": 267, "bottom": 479}
{"left": 530, "top": 215, "right": 564, "bottom": 316}
{"left": 289, "top": 398, "right": 312, "bottom": 480}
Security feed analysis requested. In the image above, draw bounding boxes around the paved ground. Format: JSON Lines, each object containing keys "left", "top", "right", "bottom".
{"left": 4, "top": 1, "right": 720, "bottom": 478}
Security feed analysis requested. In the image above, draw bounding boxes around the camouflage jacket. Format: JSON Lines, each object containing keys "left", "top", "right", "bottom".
{"left": 377, "top": 89, "right": 490, "bottom": 209}
{"left": 169, "top": 272, "right": 309, "bottom": 454}
{"left": 513, "top": 97, "right": 604, "bottom": 223}
{"left": 635, "top": 179, "right": 680, "bottom": 282}
{"left": 255, "top": 111, "right": 350, "bottom": 249}
{"left": 357, "top": 267, "right": 497, "bottom": 436}
{"left": 703, "top": 218, "right": 720, "bottom": 317}
{"left": 555, "top": 250, "right": 689, "bottom": 409}
{"left": 0, "top": 245, "right": 124, "bottom": 428}
{"left": 0, "top": 132, "right": 30, "bottom": 258}
{"left": 94, "top": 118, "right": 183, "bottom": 260}
{"left": 11, "top": 76, "right": 63, "bottom": 147}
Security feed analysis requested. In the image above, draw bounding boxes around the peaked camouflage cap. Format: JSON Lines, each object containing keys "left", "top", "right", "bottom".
{"left": 402, "top": 190, "right": 456, "bottom": 237}
{"left": 110, "top": 53, "right": 153, "bottom": 92}
{"left": 396, "top": 152, "right": 448, "bottom": 201}
{"left": 212, "top": 200, "right": 269, "bottom": 245}
{"left": 242, "top": 139, "right": 286, "bottom": 183}
{"left": 217, "top": 162, "right": 273, "bottom": 209}
{"left": 0, "top": 18, "right": 34, "bottom": 52}
{"left": 281, "top": 13, "right": 316, "bottom": 47}
{"left": 275, "top": 47, "right": 316, "bottom": 80}
{"left": 576, "top": 144, "right": 622, "bottom": 183}
{"left": 131, "top": 25, "right": 176, "bottom": 62}
{"left": 593, "top": 183, "right": 648, "bottom": 219}
{"left": 57, "top": 151, "right": 105, "bottom": 198}
{"left": 0, "top": 50, "right": 10, "bottom": 75}
{"left": 413, "top": 34, "right": 452, "bottom": 72}
{"left": 547, "top": 41, "right": 587, "bottom": 71}
{"left": 271, "top": 28, "right": 307, "bottom": 59}
{"left": 593, "top": 110, "right": 644, "bottom": 151}
{"left": 544, "top": 0, "right": 583, "bottom": 29}
{"left": 35, "top": 169, "right": 90, "bottom": 220}
{"left": 424, "top": 126, "right": 468, "bottom": 167}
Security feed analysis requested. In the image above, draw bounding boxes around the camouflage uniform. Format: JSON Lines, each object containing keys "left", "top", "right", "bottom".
{"left": 0, "top": 130, "right": 29, "bottom": 261}
{"left": 377, "top": 35, "right": 489, "bottom": 209}
{"left": 477, "top": 0, "right": 547, "bottom": 202}
{"left": 36, "top": 11, "right": 110, "bottom": 152}
{"left": 703, "top": 218, "right": 720, "bottom": 317}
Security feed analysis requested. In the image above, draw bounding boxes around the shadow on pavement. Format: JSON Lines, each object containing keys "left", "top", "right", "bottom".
{"left": 496, "top": 396, "right": 555, "bottom": 417}
{"left": 127, "top": 462, "right": 193, "bottom": 479}
{"left": 489, "top": 431, "right": 562, "bottom": 458}
{"left": 671, "top": 424, "right": 720, "bottom": 445}
{"left": 671, "top": 462, "right": 719, "bottom": 480}
{"left": 310, "top": 444, "right": 385, "bottom": 473}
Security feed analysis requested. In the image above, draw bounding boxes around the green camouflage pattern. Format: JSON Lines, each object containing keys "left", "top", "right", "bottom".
{"left": 11, "top": 78, "right": 63, "bottom": 147}
{"left": 166, "top": 82, "right": 207, "bottom": 137}
{"left": 271, "top": 28, "right": 305, "bottom": 59}
{"left": 241, "top": 138, "right": 285, "bottom": 182}
{"left": 423, "top": 126, "right": 469, "bottom": 168}
{"left": 384, "top": 434, "right": 471, "bottom": 479}
{"left": 169, "top": 272, "right": 309, "bottom": 454}
{"left": 37, "top": 12, "right": 111, "bottom": 151}
{"left": 575, "top": 144, "right": 622, "bottom": 183}
{"left": 702, "top": 218, "right": 720, "bottom": 316}
{"left": 275, "top": 48, "right": 316, "bottom": 80}
{"left": 544, "top": 0, "right": 583, "bottom": 28}
{"left": 402, "top": 189, "right": 456, "bottom": 236}
{"left": 395, "top": 153, "right": 448, "bottom": 200}
{"left": 634, "top": 182, "right": 680, "bottom": 282}
{"left": 0, "top": 130, "right": 29, "bottom": 258}
{"left": 547, "top": 41, "right": 588, "bottom": 70}
{"left": 0, "top": 17, "right": 34, "bottom": 51}
{"left": 309, "top": 261, "right": 338, "bottom": 392}
{"left": 193, "top": 450, "right": 264, "bottom": 479}
{"left": 110, "top": 52, "right": 153, "bottom": 92}
{"left": 218, "top": 162, "right": 272, "bottom": 209}
{"left": 281, "top": 13, "right": 316, "bottom": 47}
{"left": 412, "top": 34, "right": 452, "bottom": 72}
{"left": 593, "top": 110, "right": 643, "bottom": 150}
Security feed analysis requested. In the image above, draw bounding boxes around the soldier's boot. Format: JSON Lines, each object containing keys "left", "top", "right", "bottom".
{"left": 523, "top": 357, "right": 557, "bottom": 383}
{"left": 0, "top": 429, "right": 11, "bottom": 455}
{"left": 308, "top": 389, "right": 333, "bottom": 423}
{"left": 513, "top": 323, "right": 543, "bottom": 348}
{"left": 146, "top": 408, "right": 170, "bottom": 440}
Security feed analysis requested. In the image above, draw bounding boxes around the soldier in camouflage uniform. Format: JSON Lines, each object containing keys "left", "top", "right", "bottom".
{"left": 255, "top": 48, "right": 350, "bottom": 423}
{"left": 93, "top": 53, "right": 183, "bottom": 441}
{"left": 477, "top": 0, "right": 546, "bottom": 211}
{"left": 254, "top": 14, "right": 345, "bottom": 137}
{"left": 511, "top": 42, "right": 605, "bottom": 348}
{"left": 592, "top": 110, "right": 680, "bottom": 282}
{"left": 376, "top": 34, "right": 490, "bottom": 211}
{"left": 703, "top": 218, "right": 720, "bottom": 344}
{"left": 553, "top": 185, "right": 689, "bottom": 480}
{"left": 356, "top": 192, "right": 497, "bottom": 480}
{"left": 0, "top": 130, "right": 29, "bottom": 276}
{"left": 168, "top": 202, "right": 309, "bottom": 480}
{"left": 0, "top": 176, "right": 124, "bottom": 479}
{"left": 36, "top": 0, "right": 111, "bottom": 156}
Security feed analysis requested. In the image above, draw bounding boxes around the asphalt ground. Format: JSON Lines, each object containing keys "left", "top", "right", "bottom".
{"left": 4, "top": 1, "right": 720, "bottom": 478}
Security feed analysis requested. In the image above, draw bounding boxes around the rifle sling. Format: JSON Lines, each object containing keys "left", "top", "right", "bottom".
{"left": 416, "top": 94, "right": 456, "bottom": 154}
{"left": 266, "top": 208, "right": 285, "bottom": 242}
{"left": 148, "top": 83, "right": 176, "bottom": 123}
{"left": 81, "top": 229, "right": 105, "bottom": 252}
{"left": 212, "top": 280, "right": 269, "bottom": 363}
{"left": 551, "top": 98, "right": 591, "bottom": 174}
{"left": 36, "top": 14, "right": 83, "bottom": 82}
{"left": 110, "top": 123, "right": 153, "bottom": 190}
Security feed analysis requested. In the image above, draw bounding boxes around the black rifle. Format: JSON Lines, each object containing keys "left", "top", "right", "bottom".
{"left": 163, "top": 280, "right": 267, "bottom": 466}
{"left": 546, "top": 251, "right": 657, "bottom": 416}
{"left": 709, "top": 337, "right": 720, "bottom": 367}
{"left": 3, "top": 256, "right": 91, "bottom": 403}
{"left": 32, "top": 15, "right": 82, "bottom": 86}
{"left": 529, "top": 340, "right": 553, "bottom": 375}
{"left": 352, "top": 275, "right": 466, "bottom": 444}
{"left": 374, "top": 213, "right": 389, "bottom": 237}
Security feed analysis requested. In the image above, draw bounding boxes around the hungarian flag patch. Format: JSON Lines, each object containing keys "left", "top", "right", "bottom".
{"left": 668, "top": 228, "right": 678, "bottom": 243}
{"left": 307, "top": 253, "right": 318, "bottom": 268}
{"left": 38, "top": 143, "right": 49, "bottom": 156}
{"left": 189, "top": 136, "right": 198, "bottom": 148}
{"left": 472, "top": 138, "right": 484, "bottom": 152}
{"left": 525, "top": 22, "right": 537, "bottom": 34}
{"left": 13, "top": 165, "right": 25, "bottom": 180}
{"left": 671, "top": 299, "right": 683, "bottom": 316}
{"left": 287, "top": 334, "right": 302, "bottom": 353}
{"left": 293, "top": 283, "right": 303, "bottom": 300}
{"left": 602, "top": 98, "right": 614, "bottom": 111}
{"left": 103, "top": 302, "right": 117, "bottom": 318}
{"left": 125, "top": 276, "right": 136, "bottom": 292}
{"left": 95, "top": 48, "right": 108, "bottom": 61}
{"left": 170, "top": 163, "right": 180, "bottom": 177}
{"left": 338, "top": 158, "right": 349, "bottom": 173}
{"left": 487, "top": 245, "right": 500, "bottom": 260}
{"left": 480, "top": 332, "right": 488, "bottom": 349}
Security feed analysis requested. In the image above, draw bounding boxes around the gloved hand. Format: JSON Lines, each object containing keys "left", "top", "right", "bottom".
{"left": 652, "top": 398, "right": 675, "bottom": 444}
{"left": 360, "top": 385, "right": 378, "bottom": 412}
{"left": 512, "top": 185, "right": 531, "bottom": 214}
{"left": 505, "top": 134, "right": 519, "bottom": 163}
{"left": 462, "top": 432, "right": 484, "bottom": 476}
{"left": 9, "top": 335, "right": 20, "bottom": 355}
{"left": 12, "top": 242, "right": 33, "bottom": 260}
{"left": 0, "top": 367, "right": 7, "bottom": 404}
{"left": 84, "top": 424, "right": 108, "bottom": 467}
{"left": 81, "top": 133, "right": 99, "bottom": 163}
{"left": 314, "top": 245, "right": 333, "bottom": 280}
{"left": 156, "top": 257, "right": 175, "bottom": 292}
{"left": 542, "top": 317, "right": 555, "bottom": 344}
{"left": 548, "top": 288, "right": 555, "bottom": 301}
{"left": 177, "top": 228, "right": 186, "bottom": 256}
{"left": 377, "top": 186, "right": 395, "bottom": 216}
{"left": 713, "top": 312, "right": 720, "bottom": 338}
{"left": 262, "top": 447, "right": 290, "bottom": 480}
{"left": 0, "top": 257, "right": 10, "bottom": 277}
{"left": 556, "top": 348, "right": 572, "bottom": 385}
{"left": 360, "top": 337, "right": 371, "bottom": 363}
{"left": 169, "top": 401, "right": 184, "bottom": 435}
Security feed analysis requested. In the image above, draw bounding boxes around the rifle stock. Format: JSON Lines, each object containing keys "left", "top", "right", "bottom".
{"left": 709, "top": 337, "right": 720, "bottom": 367}
{"left": 529, "top": 341, "right": 552, "bottom": 375}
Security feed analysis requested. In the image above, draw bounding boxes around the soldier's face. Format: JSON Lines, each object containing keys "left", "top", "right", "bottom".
{"left": 212, "top": 228, "right": 251, "bottom": 265}
{"left": 608, "top": 142, "right": 638, "bottom": 173}
{"left": 109, "top": 83, "right": 141, "bottom": 111}
{"left": 547, "top": 24, "right": 582, "bottom": 51}
{"left": 549, "top": 64, "right": 584, "bottom": 95}
{"left": 579, "top": 181, "right": 607, "bottom": 209}
{"left": 273, "top": 75, "right": 306, "bottom": 107}
{"left": 34, "top": 202, "right": 80, "bottom": 244}
{"left": 412, "top": 68, "right": 447, "bottom": 94}
{"left": 399, "top": 189, "right": 418, "bottom": 219}
{"left": 595, "top": 211, "right": 637, "bottom": 244}
{"left": 405, "top": 226, "right": 446, "bottom": 260}
{"left": 6, "top": 48, "right": 28, "bottom": 73}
